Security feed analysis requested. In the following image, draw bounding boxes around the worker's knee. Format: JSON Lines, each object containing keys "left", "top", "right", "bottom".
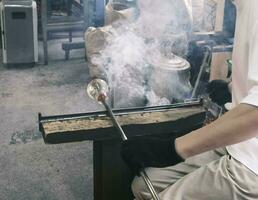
{"left": 131, "top": 167, "right": 165, "bottom": 199}
{"left": 131, "top": 175, "right": 146, "bottom": 199}
{"left": 131, "top": 174, "right": 153, "bottom": 199}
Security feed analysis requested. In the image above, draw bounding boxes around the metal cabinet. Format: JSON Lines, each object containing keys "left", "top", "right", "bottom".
{"left": 0, "top": 0, "right": 38, "bottom": 67}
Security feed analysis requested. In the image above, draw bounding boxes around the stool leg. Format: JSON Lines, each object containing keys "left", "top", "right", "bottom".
{"left": 43, "top": 32, "right": 48, "bottom": 65}
{"left": 69, "top": 31, "right": 72, "bottom": 42}
{"left": 65, "top": 50, "right": 69, "bottom": 60}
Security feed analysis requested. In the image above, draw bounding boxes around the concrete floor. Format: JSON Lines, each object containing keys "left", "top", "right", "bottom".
{"left": 0, "top": 40, "right": 103, "bottom": 200}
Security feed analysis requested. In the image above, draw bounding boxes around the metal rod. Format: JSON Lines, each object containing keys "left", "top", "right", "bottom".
{"left": 100, "top": 99, "right": 161, "bottom": 200}
{"left": 140, "top": 171, "right": 161, "bottom": 200}
{"left": 101, "top": 99, "right": 128, "bottom": 141}
{"left": 191, "top": 46, "right": 211, "bottom": 99}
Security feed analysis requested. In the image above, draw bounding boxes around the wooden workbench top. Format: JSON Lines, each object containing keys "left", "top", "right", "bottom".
{"left": 40, "top": 105, "right": 206, "bottom": 144}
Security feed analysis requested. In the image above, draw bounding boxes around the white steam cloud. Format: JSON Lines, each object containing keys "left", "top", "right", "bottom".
{"left": 93, "top": 0, "right": 193, "bottom": 108}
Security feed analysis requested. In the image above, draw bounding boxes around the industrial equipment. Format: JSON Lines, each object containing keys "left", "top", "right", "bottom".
{"left": 149, "top": 54, "right": 192, "bottom": 102}
{"left": 0, "top": 0, "right": 38, "bottom": 67}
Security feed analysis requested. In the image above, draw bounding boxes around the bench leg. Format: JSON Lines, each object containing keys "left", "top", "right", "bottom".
{"left": 41, "top": 0, "right": 48, "bottom": 65}
{"left": 93, "top": 140, "right": 134, "bottom": 200}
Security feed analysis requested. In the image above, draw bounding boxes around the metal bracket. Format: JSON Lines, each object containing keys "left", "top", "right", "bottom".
{"left": 202, "top": 96, "right": 223, "bottom": 124}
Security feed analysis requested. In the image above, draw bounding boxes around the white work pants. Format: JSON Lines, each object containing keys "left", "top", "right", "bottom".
{"left": 132, "top": 148, "right": 258, "bottom": 200}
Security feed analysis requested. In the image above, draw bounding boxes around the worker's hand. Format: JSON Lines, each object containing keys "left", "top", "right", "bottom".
{"left": 121, "top": 137, "right": 184, "bottom": 175}
{"left": 207, "top": 80, "right": 232, "bottom": 106}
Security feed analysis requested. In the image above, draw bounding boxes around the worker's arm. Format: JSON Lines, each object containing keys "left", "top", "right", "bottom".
{"left": 121, "top": 21, "right": 258, "bottom": 174}
{"left": 177, "top": 21, "right": 258, "bottom": 159}
{"left": 121, "top": 103, "right": 258, "bottom": 174}
{"left": 176, "top": 103, "right": 258, "bottom": 159}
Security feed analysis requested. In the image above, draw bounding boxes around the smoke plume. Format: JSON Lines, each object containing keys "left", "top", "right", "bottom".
{"left": 93, "top": 0, "right": 193, "bottom": 108}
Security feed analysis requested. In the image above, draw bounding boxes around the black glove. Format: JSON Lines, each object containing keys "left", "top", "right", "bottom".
{"left": 207, "top": 80, "right": 232, "bottom": 106}
{"left": 121, "top": 137, "right": 184, "bottom": 175}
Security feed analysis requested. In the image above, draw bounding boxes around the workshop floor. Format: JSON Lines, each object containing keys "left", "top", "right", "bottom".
{"left": 0, "top": 39, "right": 103, "bottom": 200}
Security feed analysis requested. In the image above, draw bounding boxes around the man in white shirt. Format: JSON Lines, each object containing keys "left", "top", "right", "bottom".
{"left": 121, "top": 0, "right": 258, "bottom": 199}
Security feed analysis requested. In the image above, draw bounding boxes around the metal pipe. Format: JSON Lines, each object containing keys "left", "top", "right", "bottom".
{"left": 100, "top": 99, "right": 161, "bottom": 200}
{"left": 140, "top": 170, "right": 161, "bottom": 200}
{"left": 87, "top": 79, "right": 160, "bottom": 199}
{"left": 101, "top": 99, "right": 128, "bottom": 141}
{"left": 191, "top": 46, "right": 212, "bottom": 99}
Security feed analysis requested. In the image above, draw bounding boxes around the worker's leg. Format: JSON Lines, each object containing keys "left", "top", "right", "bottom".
{"left": 132, "top": 147, "right": 227, "bottom": 200}
{"left": 159, "top": 155, "right": 258, "bottom": 200}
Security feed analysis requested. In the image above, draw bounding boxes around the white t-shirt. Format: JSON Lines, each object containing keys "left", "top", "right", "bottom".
{"left": 226, "top": 0, "right": 258, "bottom": 175}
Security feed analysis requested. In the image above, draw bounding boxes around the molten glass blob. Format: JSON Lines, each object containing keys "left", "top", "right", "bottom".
{"left": 87, "top": 79, "right": 109, "bottom": 102}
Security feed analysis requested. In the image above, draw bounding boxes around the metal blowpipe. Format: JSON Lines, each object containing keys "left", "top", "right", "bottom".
{"left": 87, "top": 79, "right": 161, "bottom": 200}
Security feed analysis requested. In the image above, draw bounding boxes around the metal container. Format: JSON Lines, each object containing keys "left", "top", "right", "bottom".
{"left": 0, "top": 0, "right": 38, "bottom": 67}
{"left": 148, "top": 54, "right": 192, "bottom": 103}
